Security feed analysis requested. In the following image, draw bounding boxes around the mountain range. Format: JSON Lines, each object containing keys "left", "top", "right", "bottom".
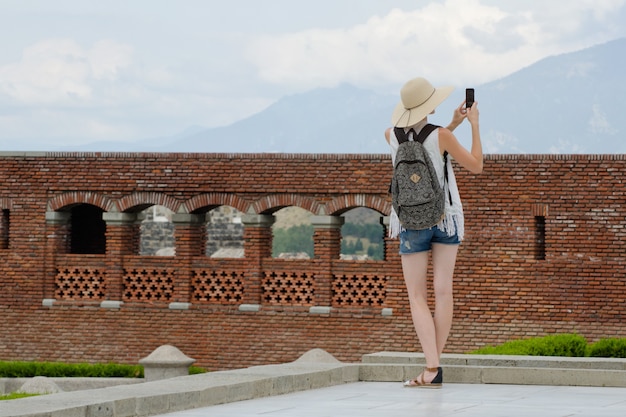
{"left": 28, "top": 38, "right": 626, "bottom": 154}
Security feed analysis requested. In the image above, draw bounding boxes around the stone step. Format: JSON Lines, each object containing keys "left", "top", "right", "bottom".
{"left": 358, "top": 363, "right": 626, "bottom": 387}
{"left": 362, "top": 352, "right": 626, "bottom": 370}
{"left": 360, "top": 352, "right": 626, "bottom": 387}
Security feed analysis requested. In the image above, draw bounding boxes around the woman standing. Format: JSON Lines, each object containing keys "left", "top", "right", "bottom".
{"left": 385, "top": 77, "right": 483, "bottom": 388}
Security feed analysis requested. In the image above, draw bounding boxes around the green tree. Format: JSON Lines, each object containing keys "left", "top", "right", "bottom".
{"left": 272, "top": 224, "right": 314, "bottom": 257}
{"left": 340, "top": 222, "right": 384, "bottom": 258}
{"left": 367, "top": 243, "right": 384, "bottom": 260}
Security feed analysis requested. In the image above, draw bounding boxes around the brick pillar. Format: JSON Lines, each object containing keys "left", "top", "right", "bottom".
{"left": 381, "top": 216, "right": 398, "bottom": 262}
{"left": 171, "top": 213, "right": 206, "bottom": 306}
{"left": 311, "top": 215, "right": 344, "bottom": 308}
{"left": 241, "top": 214, "right": 274, "bottom": 307}
{"left": 44, "top": 211, "right": 71, "bottom": 301}
{"left": 103, "top": 212, "right": 138, "bottom": 304}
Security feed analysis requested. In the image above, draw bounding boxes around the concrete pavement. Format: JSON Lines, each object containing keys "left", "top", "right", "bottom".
{"left": 1, "top": 350, "right": 625, "bottom": 417}
{"left": 155, "top": 381, "right": 626, "bottom": 417}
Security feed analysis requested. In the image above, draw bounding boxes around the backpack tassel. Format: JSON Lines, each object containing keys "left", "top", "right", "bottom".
{"left": 388, "top": 208, "right": 402, "bottom": 239}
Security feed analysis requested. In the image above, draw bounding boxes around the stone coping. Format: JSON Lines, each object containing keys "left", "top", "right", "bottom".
{"left": 362, "top": 352, "right": 626, "bottom": 370}
{"left": 1, "top": 352, "right": 625, "bottom": 417}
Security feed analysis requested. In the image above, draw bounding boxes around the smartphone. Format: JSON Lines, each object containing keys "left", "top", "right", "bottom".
{"left": 465, "top": 88, "right": 475, "bottom": 109}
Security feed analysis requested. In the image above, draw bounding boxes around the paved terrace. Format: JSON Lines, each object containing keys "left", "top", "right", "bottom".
{"left": 1, "top": 351, "right": 625, "bottom": 417}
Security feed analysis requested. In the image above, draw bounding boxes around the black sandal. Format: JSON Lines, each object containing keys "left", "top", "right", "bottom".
{"left": 403, "top": 366, "right": 443, "bottom": 388}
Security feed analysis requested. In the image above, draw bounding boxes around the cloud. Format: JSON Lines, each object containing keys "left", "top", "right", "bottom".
{"left": 2, "top": 0, "right": 625, "bottom": 146}
{"left": 483, "top": 130, "right": 523, "bottom": 154}
{"left": 548, "top": 139, "right": 585, "bottom": 154}
{"left": 588, "top": 103, "right": 617, "bottom": 135}
{"left": 245, "top": 0, "right": 626, "bottom": 90}
{"left": 0, "top": 37, "right": 274, "bottom": 143}
{"left": 88, "top": 40, "right": 134, "bottom": 81}
{"left": 0, "top": 38, "right": 133, "bottom": 105}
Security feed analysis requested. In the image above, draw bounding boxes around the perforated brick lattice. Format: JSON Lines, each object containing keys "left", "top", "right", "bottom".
{"left": 191, "top": 269, "right": 244, "bottom": 303}
{"left": 55, "top": 268, "right": 105, "bottom": 300}
{"left": 262, "top": 271, "right": 315, "bottom": 306}
{"left": 332, "top": 274, "right": 387, "bottom": 307}
{"left": 123, "top": 269, "right": 174, "bottom": 301}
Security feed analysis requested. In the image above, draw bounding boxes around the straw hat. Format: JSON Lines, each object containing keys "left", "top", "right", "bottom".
{"left": 391, "top": 77, "right": 454, "bottom": 127}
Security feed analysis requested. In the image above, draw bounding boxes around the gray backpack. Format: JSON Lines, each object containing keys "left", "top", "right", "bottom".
{"left": 391, "top": 123, "right": 448, "bottom": 230}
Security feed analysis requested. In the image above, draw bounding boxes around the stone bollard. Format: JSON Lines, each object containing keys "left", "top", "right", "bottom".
{"left": 139, "top": 345, "right": 196, "bottom": 382}
{"left": 18, "top": 376, "right": 63, "bottom": 394}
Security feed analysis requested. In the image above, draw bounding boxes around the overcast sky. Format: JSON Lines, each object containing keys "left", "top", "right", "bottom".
{"left": 1, "top": 0, "right": 625, "bottom": 148}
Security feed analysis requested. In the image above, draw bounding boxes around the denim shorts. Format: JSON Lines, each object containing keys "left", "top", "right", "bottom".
{"left": 399, "top": 226, "right": 460, "bottom": 254}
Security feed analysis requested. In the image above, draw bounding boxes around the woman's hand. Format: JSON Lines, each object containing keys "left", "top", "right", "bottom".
{"left": 446, "top": 101, "right": 468, "bottom": 132}
{"left": 440, "top": 101, "right": 483, "bottom": 174}
{"left": 466, "top": 101, "right": 479, "bottom": 127}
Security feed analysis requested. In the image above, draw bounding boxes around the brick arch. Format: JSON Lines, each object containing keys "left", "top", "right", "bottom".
{"left": 186, "top": 193, "right": 251, "bottom": 214}
{"left": 48, "top": 192, "right": 115, "bottom": 212}
{"left": 326, "top": 194, "right": 391, "bottom": 216}
{"left": 116, "top": 192, "right": 181, "bottom": 213}
{"left": 252, "top": 194, "right": 321, "bottom": 215}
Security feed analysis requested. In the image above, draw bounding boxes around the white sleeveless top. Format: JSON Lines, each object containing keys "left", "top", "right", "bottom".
{"left": 388, "top": 120, "right": 465, "bottom": 240}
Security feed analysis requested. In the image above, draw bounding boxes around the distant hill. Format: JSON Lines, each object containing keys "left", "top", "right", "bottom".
{"left": 151, "top": 84, "right": 395, "bottom": 154}
{"left": 149, "top": 37, "right": 626, "bottom": 154}
{"left": 46, "top": 37, "right": 626, "bottom": 154}
{"left": 473, "top": 37, "right": 626, "bottom": 154}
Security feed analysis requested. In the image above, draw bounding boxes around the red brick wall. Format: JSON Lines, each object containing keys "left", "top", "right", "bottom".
{"left": 0, "top": 152, "right": 625, "bottom": 370}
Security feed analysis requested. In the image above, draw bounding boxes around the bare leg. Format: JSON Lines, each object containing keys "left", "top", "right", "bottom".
{"left": 402, "top": 243, "right": 458, "bottom": 384}
{"left": 401, "top": 251, "right": 439, "bottom": 369}
{"left": 431, "top": 243, "right": 459, "bottom": 357}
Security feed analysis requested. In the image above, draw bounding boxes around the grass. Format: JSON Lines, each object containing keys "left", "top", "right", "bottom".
{"left": 0, "top": 361, "right": 207, "bottom": 401}
{"left": 470, "top": 334, "right": 626, "bottom": 358}
{"left": 0, "top": 392, "right": 40, "bottom": 401}
{"left": 0, "top": 360, "right": 207, "bottom": 378}
{"left": 0, "top": 361, "right": 144, "bottom": 378}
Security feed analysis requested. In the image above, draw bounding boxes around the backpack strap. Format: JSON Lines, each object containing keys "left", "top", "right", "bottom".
{"left": 443, "top": 150, "right": 452, "bottom": 205}
{"left": 394, "top": 123, "right": 439, "bottom": 145}
{"left": 392, "top": 123, "right": 452, "bottom": 204}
